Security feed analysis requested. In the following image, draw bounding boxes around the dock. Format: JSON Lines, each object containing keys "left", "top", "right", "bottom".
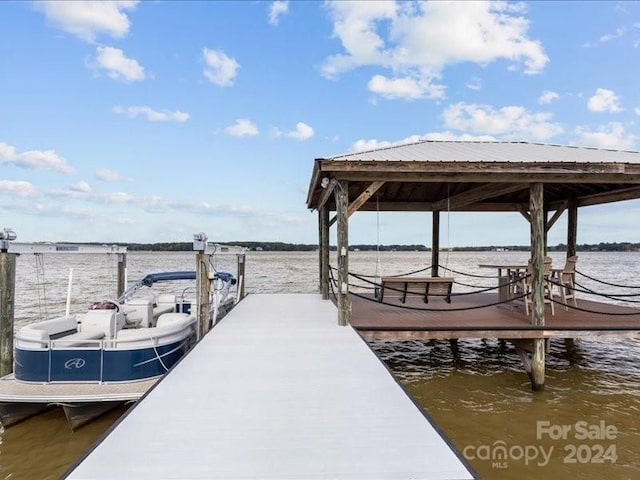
{"left": 67, "top": 294, "right": 474, "bottom": 479}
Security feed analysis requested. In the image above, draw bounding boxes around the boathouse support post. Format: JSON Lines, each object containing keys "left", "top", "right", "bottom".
{"left": 319, "top": 205, "right": 330, "bottom": 300}
{"left": 0, "top": 250, "right": 16, "bottom": 376}
{"left": 116, "top": 253, "right": 126, "bottom": 298}
{"left": 529, "top": 183, "right": 546, "bottom": 391}
{"left": 431, "top": 211, "right": 440, "bottom": 277}
{"left": 236, "top": 254, "right": 246, "bottom": 301}
{"left": 567, "top": 198, "right": 578, "bottom": 259}
{"left": 335, "top": 180, "right": 350, "bottom": 326}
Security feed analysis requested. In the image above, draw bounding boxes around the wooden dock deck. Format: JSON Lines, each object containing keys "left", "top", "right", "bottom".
{"left": 66, "top": 294, "right": 474, "bottom": 479}
{"left": 350, "top": 293, "right": 640, "bottom": 340}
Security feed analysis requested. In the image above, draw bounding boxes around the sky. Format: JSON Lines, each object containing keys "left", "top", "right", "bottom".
{"left": 1, "top": 0, "right": 640, "bottom": 247}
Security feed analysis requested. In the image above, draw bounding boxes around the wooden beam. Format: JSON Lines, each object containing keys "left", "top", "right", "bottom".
{"left": 430, "top": 183, "right": 528, "bottom": 211}
{"left": 518, "top": 205, "right": 531, "bottom": 223}
{"left": 577, "top": 186, "right": 640, "bottom": 207}
{"left": 347, "top": 181, "right": 385, "bottom": 217}
{"left": 335, "top": 180, "right": 350, "bottom": 326}
{"left": 356, "top": 201, "right": 534, "bottom": 212}
{"left": 319, "top": 205, "right": 330, "bottom": 300}
{"left": 321, "top": 159, "right": 639, "bottom": 179}
{"left": 567, "top": 198, "right": 578, "bottom": 258}
{"left": 431, "top": 211, "right": 440, "bottom": 277}
{"left": 545, "top": 202, "right": 566, "bottom": 232}
{"left": 316, "top": 178, "right": 336, "bottom": 210}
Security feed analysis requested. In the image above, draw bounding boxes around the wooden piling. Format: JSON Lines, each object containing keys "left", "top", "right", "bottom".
{"left": 320, "top": 205, "right": 330, "bottom": 300}
{"left": 116, "top": 253, "right": 126, "bottom": 298}
{"left": 567, "top": 198, "right": 578, "bottom": 259}
{"left": 335, "top": 180, "right": 350, "bottom": 326}
{"left": 0, "top": 251, "right": 16, "bottom": 376}
{"left": 431, "top": 211, "right": 440, "bottom": 277}
{"left": 195, "top": 252, "right": 211, "bottom": 338}
{"left": 529, "top": 183, "right": 545, "bottom": 391}
{"left": 236, "top": 254, "right": 246, "bottom": 301}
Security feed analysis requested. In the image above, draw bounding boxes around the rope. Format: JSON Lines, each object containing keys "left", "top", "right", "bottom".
{"left": 548, "top": 278, "right": 640, "bottom": 300}
{"left": 550, "top": 297, "right": 640, "bottom": 316}
{"left": 329, "top": 264, "right": 433, "bottom": 278}
{"left": 439, "top": 264, "right": 502, "bottom": 279}
{"left": 575, "top": 269, "right": 640, "bottom": 289}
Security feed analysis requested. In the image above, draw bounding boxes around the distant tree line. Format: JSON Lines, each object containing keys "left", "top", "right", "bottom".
{"left": 110, "top": 241, "right": 640, "bottom": 252}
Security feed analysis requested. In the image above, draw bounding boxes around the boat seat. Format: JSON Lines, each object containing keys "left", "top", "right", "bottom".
{"left": 153, "top": 305, "right": 174, "bottom": 320}
{"left": 52, "top": 330, "right": 105, "bottom": 348}
{"left": 20, "top": 315, "right": 78, "bottom": 337}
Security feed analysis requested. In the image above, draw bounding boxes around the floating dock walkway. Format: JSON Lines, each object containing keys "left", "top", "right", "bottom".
{"left": 67, "top": 294, "right": 474, "bottom": 479}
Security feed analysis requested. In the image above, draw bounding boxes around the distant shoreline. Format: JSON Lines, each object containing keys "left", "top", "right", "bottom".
{"left": 50, "top": 241, "right": 640, "bottom": 253}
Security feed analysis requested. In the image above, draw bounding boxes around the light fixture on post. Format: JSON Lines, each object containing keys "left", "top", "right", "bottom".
{"left": 320, "top": 177, "right": 330, "bottom": 189}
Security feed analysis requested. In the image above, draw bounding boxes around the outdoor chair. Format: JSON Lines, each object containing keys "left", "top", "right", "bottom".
{"left": 553, "top": 255, "right": 578, "bottom": 310}
{"left": 518, "top": 256, "right": 555, "bottom": 317}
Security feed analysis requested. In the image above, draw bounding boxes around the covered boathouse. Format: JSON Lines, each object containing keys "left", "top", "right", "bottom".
{"left": 306, "top": 140, "right": 640, "bottom": 391}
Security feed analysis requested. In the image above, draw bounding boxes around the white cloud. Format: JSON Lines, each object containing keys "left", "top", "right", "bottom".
{"left": 95, "top": 168, "right": 125, "bottom": 182}
{"left": 574, "top": 122, "right": 637, "bottom": 150}
{"left": 70, "top": 181, "right": 92, "bottom": 192}
{"left": 350, "top": 132, "right": 496, "bottom": 152}
{"left": 0, "top": 142, "right": 74, "bottom": 174}
{"left": 113, "top": 105, "right": 189, "bottom": 122}
{"left": 587, "top": 88, "right": 623, "bottom": 113}
{"left": 322, "top": 1, "right": 548, "bottom": 101}
{"left": 0, "top": 180, "right": 38, "bottom": 197}
{"left": 539, "top": 90, "right": 559, "bottom": 105}
{"left": 273, "top": 122, "right": 315, "bottom": 140}
{"left": 367, "top": 74, "right": 442, "bottom": 100}
{"left": 91, "top": 46, "right": 145, "bottom": 82}
{"left": 35, "top": 0, "right": 137, "bottom": 43}
{"left": 224, "top": 119, "right": 259, "bottom": 137}
{"left": 582, "top": 27, "right": 626, "bottom": 48}
{"left": 269, "top": 1, "right": 289, "bottom": 26}
{"left": 203, "top": 48, "right": 239, "bottom": 86}
{"left": 635, "top": 107, "right": 640, "bottom": 116}
{"left": 442, "top": 102, "right": 564, "bottom": 140}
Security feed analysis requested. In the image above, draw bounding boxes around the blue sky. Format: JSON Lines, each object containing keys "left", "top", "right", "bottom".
{"left": 1, "top": 1, "right": 639, "bottom": 246}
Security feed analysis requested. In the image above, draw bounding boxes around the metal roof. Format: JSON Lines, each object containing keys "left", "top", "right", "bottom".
{"left": 307, "top": 141, "right": 640, "bottom": 211}
{"left": 322, "top": 140, "right": 640, "bottom": 164}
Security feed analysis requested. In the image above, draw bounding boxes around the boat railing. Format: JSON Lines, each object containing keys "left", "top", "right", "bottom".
{"left": 14, "top": 321, "right": 195, "bottom": 383}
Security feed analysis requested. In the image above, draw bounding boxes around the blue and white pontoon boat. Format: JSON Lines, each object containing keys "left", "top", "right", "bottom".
{"left": 0, "top": 269, "right": 236, "bottom": 429}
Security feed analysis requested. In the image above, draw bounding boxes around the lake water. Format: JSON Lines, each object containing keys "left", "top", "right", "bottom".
{"left": 3, "top": 250, "right": 640, "bottom": 479}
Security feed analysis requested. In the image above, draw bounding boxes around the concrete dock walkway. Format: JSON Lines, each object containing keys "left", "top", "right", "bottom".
{"left": 68, "top": 294, "right": 474, "bottom": 479}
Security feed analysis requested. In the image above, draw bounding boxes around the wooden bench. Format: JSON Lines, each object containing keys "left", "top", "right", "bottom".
{"left": 379, "top": 276, "right": 454, "bottom": 304}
